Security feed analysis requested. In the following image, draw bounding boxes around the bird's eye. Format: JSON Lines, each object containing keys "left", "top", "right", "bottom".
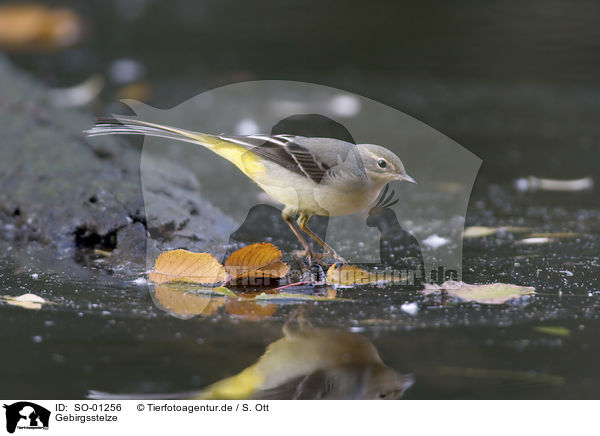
{"left": 377, "top": 159, "right": 387, "bottom": 169}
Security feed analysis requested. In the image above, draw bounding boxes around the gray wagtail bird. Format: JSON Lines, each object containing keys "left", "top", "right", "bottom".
{"left": 86, "top": 118, "right": 416, "bottom": 262}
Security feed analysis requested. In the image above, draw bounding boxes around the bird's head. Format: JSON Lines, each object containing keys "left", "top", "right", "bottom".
{"left": 361, "top": 364, "right": 415, "bottom": 400}
{"left": 358, "top": 144, "right": 416, "bottom": 186}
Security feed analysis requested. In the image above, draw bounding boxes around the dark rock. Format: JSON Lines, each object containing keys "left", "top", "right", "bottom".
{"left": 0, "top": 54, "right": 233, "bottom": 274}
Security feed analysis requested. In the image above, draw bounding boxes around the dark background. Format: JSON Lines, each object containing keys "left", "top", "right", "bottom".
{"left": 1, "top": 0, "right": 600, "bottom": 399}
{"left": 7, "top": 0, "right": 600, "bottom": 188}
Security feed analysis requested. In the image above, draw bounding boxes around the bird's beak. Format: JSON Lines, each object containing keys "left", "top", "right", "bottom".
{"left": 396, "top": 172, "right": 417, "bottom": 184}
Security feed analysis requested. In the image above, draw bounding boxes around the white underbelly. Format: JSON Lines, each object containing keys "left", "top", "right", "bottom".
{"left": 254, "top": 163, "right": 380, "bottom": 216}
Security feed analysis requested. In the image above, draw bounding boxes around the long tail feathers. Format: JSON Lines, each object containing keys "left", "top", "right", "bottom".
{"left": 86, "top": 117, "right": 265, "bottom": 178}
{"left": 84, "top": 117, "right": 218, "bottom": 148}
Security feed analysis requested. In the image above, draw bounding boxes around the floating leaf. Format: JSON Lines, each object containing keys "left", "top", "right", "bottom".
{"left": 463, "top": 226, "right": 498, "bottom": 238}
{"left": 533, "top": 326, "right": 571, "bottom": 337}
{"left": 422, "top": 280, "right": 535, "bottom": 304}
{"left": 225, "top": 243, "right": 289, "bottom": 281}
{"left": 149, "top": 249, "right": 227, "bottom": 284}
{"left": 152, "top": 284, "right": 226, "bottom": 319}
{"left": 225, "top": 300, "right": 278, "bottom": 321}
{"left": 463, "top": 226, "right": 531, "bottom": 238}
{"left": 204, "top": 286, "right": 237, "bottom": 297}
{"left": 526, "top": 232, "right": 579, "bottom": 239}
{"left": 1, "top": 293, "right": 49, "bottom": 310}
{"left": 326, "top": 264, "right": 392, "bottom": 285}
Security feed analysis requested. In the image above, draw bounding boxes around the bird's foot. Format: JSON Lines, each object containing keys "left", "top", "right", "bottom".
{"left": 292, "top": 249, "right": 330, "bottom": 267}
{"left": 292, "top": 249, "right": 347, "bottom": 267}
{"left": 329, "top": 252, "right": 348, "bottom": 265}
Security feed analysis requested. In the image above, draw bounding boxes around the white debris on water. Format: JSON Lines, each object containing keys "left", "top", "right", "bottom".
{"left": 400, "top": 302, "right": 419, "bottom": 316}
{"left": 515, "top": 176, "right": 593, "bottom": 192}
{"left": 517, "top": 237, "right": 553, "bottom": 245}
{"left": 132, "top": 277, "right": 148, "bottom": 286}
{"left": 422, "top": 234, "right": 450, "bottom": 249}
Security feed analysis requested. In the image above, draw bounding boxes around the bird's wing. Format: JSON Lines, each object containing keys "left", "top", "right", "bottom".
{"left": 218, "top": 134, "right": 362, "bottom": 184}
{"left": 86, "top": 118, "right": 365, "bottom": 184}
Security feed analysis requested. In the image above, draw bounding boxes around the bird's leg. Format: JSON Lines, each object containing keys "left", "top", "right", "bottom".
{"left": 297, "top": 213, "right": 347, "bottom": 264}
{"left": 282, "top": 209, "right": 315, "bottom": 261}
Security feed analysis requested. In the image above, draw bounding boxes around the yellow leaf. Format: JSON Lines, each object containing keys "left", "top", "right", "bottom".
{"left": 153, "top": 284, "right": 226, "bottom": 318}
{"left": 225, "top": 243, "right": 289, "bottom": 281}
{"left": 149, "top": 249, "right": 227, "bottom": 284}
{"left": 326, "top": 264, "right": 390, "bottom": 285}
{"left": 533, "top": 326, "right": 571, "bottom": 337}
{"left": 463, "top": 226, "right": 530, "bottom": 238}
{"left": 422, "top": 280, "right": 535, "bottom": 305}
{"left": 462, "top": 226, "right": 498, "bottom": 238}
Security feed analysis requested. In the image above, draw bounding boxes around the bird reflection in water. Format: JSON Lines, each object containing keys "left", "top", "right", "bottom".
{"left": 193, "top": 315, "right": 414, "bottom": 400}
{"left": 88, "top": 314, "right": 414, "bottom": 400}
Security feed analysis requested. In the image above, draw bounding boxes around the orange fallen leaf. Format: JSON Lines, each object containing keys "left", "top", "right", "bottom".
{"left": 153, "top": 284, "right": 225, "bottom": 318}
{"left": 149, "top": 249, "right": 227, "bottom": 284}
{"left": 225, "top": 243, "right": 289, "bottom": 281}
{"left": 0, "top": 3, "right": 83, "bottom": 51}
{"left": 326, "top": 264, "right": 385, "bottom": 285}
{"left": 225, "top": 300, "right": 278, "bottom": 321}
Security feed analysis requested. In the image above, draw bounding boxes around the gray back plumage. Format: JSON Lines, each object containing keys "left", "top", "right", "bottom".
{"left": 219, "top": 134, "right": 367, "bottom": 184}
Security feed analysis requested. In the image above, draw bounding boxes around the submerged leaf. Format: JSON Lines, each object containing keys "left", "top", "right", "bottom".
{"left": 422, "top": 280, "right": 535, "bottom": 304}
{"left": 225, "top": 243, "right": 289, "bottom": 281}
{"left": 149, "top": 249, "right": 227, "bottom": 284}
